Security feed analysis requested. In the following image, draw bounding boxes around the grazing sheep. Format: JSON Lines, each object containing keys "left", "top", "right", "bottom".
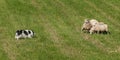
{"left": 81, "top": 19, "right": 92, "bottom": 32}
{"left": 89, "top": 23, "right": 108, "bottom": 34}
{"left": 81, "top": 19, "right": 98, "bottom": 32}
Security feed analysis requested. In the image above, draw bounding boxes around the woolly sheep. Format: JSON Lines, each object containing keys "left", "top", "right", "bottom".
{"left": 81, "top": 19, "right": 98, "bottom": 32}
{"left": 89, "top": 23, "right": 108, "bottom": 34}
{"left": 81, "top": 19, "right": 92, "bottom": 32}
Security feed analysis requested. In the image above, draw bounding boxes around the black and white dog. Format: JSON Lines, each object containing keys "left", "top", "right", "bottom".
{"left": 15, "top": 30, "right": 34, "bottom": 40}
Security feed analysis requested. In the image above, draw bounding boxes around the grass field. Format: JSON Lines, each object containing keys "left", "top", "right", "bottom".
{"left": 0, "top": 0, "right": 120, "bottom": 60}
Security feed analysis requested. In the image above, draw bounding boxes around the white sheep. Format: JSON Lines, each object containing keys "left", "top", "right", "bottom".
{"left": 81, "top": 19, "right": 98, "bottom": 32}
{"left": 81, "top": 19, "right": 92, "bottom": 32}
{"left": 89, "top": 23, "right": 108, "bottom": 34}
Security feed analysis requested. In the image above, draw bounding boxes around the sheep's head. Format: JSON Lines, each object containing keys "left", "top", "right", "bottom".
{"left": 83, "top": 20, "right": 92, "bottom": 28}
{"left": 84, "top": 19, "right": 89, "bottom": 22}
{"left": 84, "top": 19, "right": 90, "bottom": 24}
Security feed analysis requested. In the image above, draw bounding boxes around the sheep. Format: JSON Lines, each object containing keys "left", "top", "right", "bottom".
{"left": 89, "top": 23, "right": 108, "bottom": 34}
{"left": 81, "top": 19, "right": 98, "bottom": 32}
{"left": 81, "top": 19, "right": 92, "bottom": 32}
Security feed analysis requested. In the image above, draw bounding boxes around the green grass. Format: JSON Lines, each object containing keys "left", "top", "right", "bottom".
{"left": 0, "top": 0, "right": 120, "bottom": 60}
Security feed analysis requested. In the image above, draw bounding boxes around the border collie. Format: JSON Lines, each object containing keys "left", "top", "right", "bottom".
{"left": 15, "top": 30, "right": 34, "bottom": 40}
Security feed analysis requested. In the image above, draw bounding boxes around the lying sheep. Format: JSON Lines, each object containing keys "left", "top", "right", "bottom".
{"left": 89, "top": 23, "right": 108, "bottom": 34}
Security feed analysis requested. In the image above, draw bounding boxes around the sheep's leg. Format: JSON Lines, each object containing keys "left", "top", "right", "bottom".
{"left": 97, "top": 30, "right": 100, "bottom": 34}
{"left": 105, "top": 31, "right": 108, "bottom": 34}
{"left": 94, "top": 31, "right": 97, "bottom": 34}
{"left": 90, "top": 30, "right": 93, "bottom": 34}
{"left": 99, "top": 31, "right": 102, "bottom": 34}
{"left": 87, "top": 29, "right": 90, "bottom": 33}
{"left": 81, "top": 27, "right": 84, "bottom": 31}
